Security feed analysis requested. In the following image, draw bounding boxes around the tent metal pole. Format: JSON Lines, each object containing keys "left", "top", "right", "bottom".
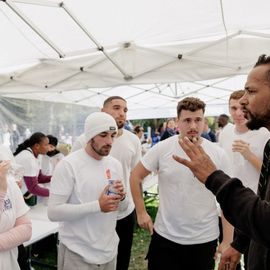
{"left": 186, "top": 31, "right": 241, "bottom": 55}
{"left": 60, "top": 2, "right": 131, "bottom": 80}
{"left": 0, "top": 78, "right": 12, "bottom": 88}
{"left": 175, "top": 85, "right": 207, "bottom": 99}
{"left": 12, "top": 0, "right": 60, "bottom": 7}
{"left": 0, "top": 61, "right": 42, "bottom": 88}
{"left": 4, "top": 0, "right": 65, "bottom": 58}
{"left": 184, "top": 56, "right": 240, "bottom": 70}
{"left": 241, "top": 30, "right": 270, "bottom": 39}
{"left": 128, "top": 84, "right": 178, "bottom": 100}
{"left": 83, "top": 50, "right": 120, "bottom": 70}
{"left": 131, "top": 58, "right": 177, "bottom": 80}
{"left": 74, "top": 90, "right": 110, "bottom": 104}
{"left": 45, "top": 71, "right": 83, "bottom": 88}
{"left": 174, "top": 82, "right": 178, "bottom": 97}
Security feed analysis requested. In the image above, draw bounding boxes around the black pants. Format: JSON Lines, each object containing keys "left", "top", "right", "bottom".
{"left": 18, "top": 244, "right": 31, "bottom": 270}
{"left": 115, "top": 210, "right": 135, "bottom": 270}
{"left": 147, "top": 231, "right": 217, "bottom": 270}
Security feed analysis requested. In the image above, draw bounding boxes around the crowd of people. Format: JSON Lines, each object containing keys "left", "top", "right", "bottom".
{"left": 1, "top": 54, "right": 270, "bottom": 270}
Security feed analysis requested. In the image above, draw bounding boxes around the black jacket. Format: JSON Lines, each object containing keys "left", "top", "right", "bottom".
{"left": 206, "top": 170, "right": 270, "bottom": 270}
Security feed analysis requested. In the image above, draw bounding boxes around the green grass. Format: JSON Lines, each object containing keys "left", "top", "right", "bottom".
{"left": 129, "top": 193, "right": 159, "bottom": 270}
{"left": 32, "top": 193, "right": 159, "bottom": 270}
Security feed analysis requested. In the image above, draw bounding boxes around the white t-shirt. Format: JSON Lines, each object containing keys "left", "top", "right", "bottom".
{"left": 71, "top": 134, "right": 85, "bottom": 153}
{"left": 219, "top": 126, "right": 270, "bottom": 192}
{"left": 217, "top": 123, "right": 234, "bottom": 141}
{"left": 71, "top": 130, "right": 142, "bottom": 220}
{"left": 40, "top": 153, "right": 64, "bottom": 175}
{"left": 142, "top": 135, "right": 231, "bottom": 245}
{"left": 0, "top": 145, "right": 15, "bottom": 162}
{"left": 0, "top": 179, "right": 29, "bottom": 270}
{"left": 109, "top": 129, "right": 141, "bottom": 219}
{"left": 50, "top": 149, "right": 124, "bottom": 264}
{"left": 14, "top": 148, "right": 41, "bottom": 194}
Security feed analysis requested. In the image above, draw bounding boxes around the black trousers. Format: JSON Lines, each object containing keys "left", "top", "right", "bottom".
{"left": 147, "top": 231, "right": 217, "bottom": 270}
{"left": 115, "top": 210, "right": 135, "bottom": 270}
{"left": 18, "top": 244, "right": 31, "bottom": 270}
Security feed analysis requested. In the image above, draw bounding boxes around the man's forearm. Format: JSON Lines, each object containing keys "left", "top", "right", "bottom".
{"left": 206, "top": 170, "right": 270, "bottom": 248}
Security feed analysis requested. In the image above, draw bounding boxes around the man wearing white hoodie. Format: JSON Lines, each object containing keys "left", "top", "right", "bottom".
{"left": 48, "top": 112, "right": 127, "bottom": 270}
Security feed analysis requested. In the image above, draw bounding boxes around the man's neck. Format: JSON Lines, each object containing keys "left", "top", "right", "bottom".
{"left": 85, "top": 145, "right": 102, "bottom": 161}
{"left": 117, "top": 128, "right": 123, "bottom": 137}
{"left": 235, "top": 124, "right": 249, "bottom": 134}
{"left": 31, "top": 148, "right": 39, "bottom": 158}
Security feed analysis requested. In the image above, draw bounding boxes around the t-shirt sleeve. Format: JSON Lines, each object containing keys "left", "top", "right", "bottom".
{"left": 130, "top": 137, "right": 142, "bottom": 171}
{"left": 50, "top": 159, "right": 75, "bottom": 196}
{"left": 10, "top": 180, "right": 29, "bottom": 218}
{"left": 16, "top": 152, "right": 39, "bottom": 177}
{"left": 218, "top": 148, "right": 233, "bottom": 176}
{"left": 141, "top": 143, "right": 160, "bottom": 172}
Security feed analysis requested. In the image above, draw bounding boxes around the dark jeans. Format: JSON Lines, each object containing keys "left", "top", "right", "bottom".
{"left": 18, "top": 244, "right": 31, "bottom": 270}
{"left": 116, "top": 210, "right": 135, "bottom": 270}
{"left": 147, "top": 231, "right": 217, "bottom": 270}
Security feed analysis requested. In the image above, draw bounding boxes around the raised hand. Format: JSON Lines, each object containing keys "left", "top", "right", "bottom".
{"left": 172, "top": 137, "right": 217, "bottom": 183}
{"left": 232, "top": 140, "right": 251, "bottom": 159}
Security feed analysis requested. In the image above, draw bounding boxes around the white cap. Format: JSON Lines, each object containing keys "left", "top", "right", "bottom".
{"left": 84, "top": 112, "right": 117, "bottom": 143}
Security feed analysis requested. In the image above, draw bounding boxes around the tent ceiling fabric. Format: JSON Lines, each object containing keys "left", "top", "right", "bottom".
{"left": 0, "top": 0, "right": 270, "bottom": 119}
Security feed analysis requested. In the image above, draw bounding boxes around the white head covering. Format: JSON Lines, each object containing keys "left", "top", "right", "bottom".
{"left": 84, "top": 112, "right": 117, "bottom": 142}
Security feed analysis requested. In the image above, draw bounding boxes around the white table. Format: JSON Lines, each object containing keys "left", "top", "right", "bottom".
{"left": 24, "top": 204, "right": 59, "bottom": 269}
{"left": 24, "top": 219, "right": 59, "bottom": 247}
{"left": 28, "top": 203, "right": 51, "bottom": 221}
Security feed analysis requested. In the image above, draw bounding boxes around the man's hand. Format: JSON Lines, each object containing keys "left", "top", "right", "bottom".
{"left": 218, "top": 245, "right": 241, "bottom": 270}
{"left": 216, "top": 240, "right": 231, "bottom": 255}
{"left": 232, "top": 140, "right": 251, "bottom": 159}
{"left": 136, "top": 211, "right": 154, "bottom": 235}
{"left": 99, "top": 186, "right": 122, "bottom": 212}
{"left": 172, "top": 137, "right": 217, "bottom": 183}
{"left": 112, "top": 180, "right": 126, "bottom": 201}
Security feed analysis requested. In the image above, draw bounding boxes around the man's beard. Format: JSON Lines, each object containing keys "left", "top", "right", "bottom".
{"left": 246, "top": 110, "right": 270, "bottom": 130}
{"left": 117, "top": 121, "right": 124, "bottom": 129}
{"left": 91, "top": 140, "right": 111, "bottom": 156}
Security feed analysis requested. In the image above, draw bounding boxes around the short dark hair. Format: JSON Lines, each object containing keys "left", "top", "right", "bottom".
{"left": 103, "top": 96, "right": 126, "bottom": 107}
{"left": 47, "top": 135, "right": 58, "bottom": 146}
{"left": 229, "top": 90, "right": 245, "bottom": 101}
{"left": 254, "top": 54, "right": 270, "bottom": 84}
{"left": 176, "top": 97, "right": 205, "bottom": 117}
{"left": 219, "top": 114, "right": 229, "bottom": 120}
{"left": 133, "top": 125, "right": 144, "bottom": 134}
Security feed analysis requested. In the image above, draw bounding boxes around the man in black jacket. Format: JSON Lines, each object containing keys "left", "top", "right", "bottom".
{"left": 173, "top": 54, "right": 270, "bottom": 270}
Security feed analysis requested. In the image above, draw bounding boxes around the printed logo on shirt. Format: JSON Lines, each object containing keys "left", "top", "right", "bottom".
{"left": 3, "top": 198, "right": 12, "bottom": 211}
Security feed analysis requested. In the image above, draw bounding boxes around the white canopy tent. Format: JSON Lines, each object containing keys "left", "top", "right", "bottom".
{"left": 0, "top": 0, "right": 270, "bottom": 119}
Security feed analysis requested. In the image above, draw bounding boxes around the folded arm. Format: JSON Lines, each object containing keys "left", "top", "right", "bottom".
{"left": 0, "top": 214, "right": 32, "bottom": 251}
